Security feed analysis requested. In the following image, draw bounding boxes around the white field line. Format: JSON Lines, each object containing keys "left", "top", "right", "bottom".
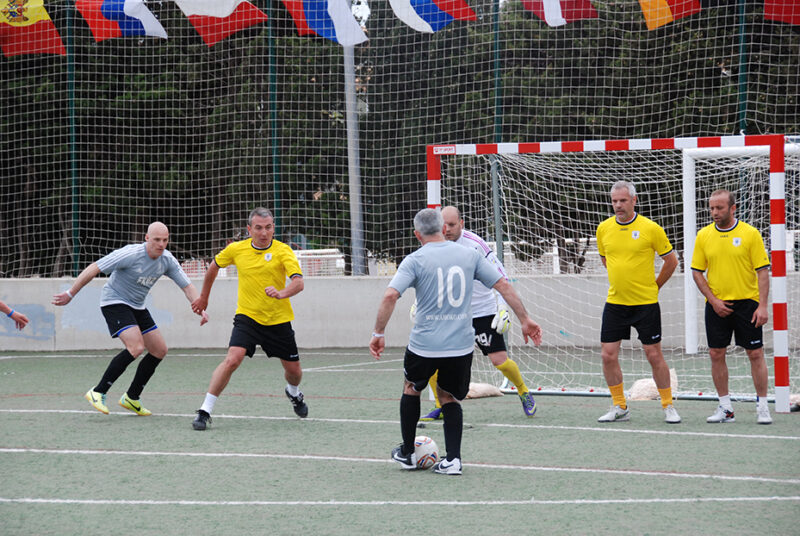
{"left": 1, "top": 408, "right": 798, "bottom": 442}
{"left": 2, "top": 447, "right": 799, "bottom": 485}
{"left": 1, "top": 496, "right": 798, "bottom": 507}
{"left": 0, "top": 351, "right": 371, "bottom": 361}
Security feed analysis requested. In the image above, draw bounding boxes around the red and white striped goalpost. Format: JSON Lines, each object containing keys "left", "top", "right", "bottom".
{"left": 426, "top": 134, "right": 791, "bottom": 412}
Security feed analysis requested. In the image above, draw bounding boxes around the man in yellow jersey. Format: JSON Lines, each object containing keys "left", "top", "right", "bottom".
{"left": 596, "top": 181, "right": 680, "bottom": 424}
{"left": 190, "top": 208, "right": 306, "bottom": 430}
{"left": 691, "top": 189, "right": 772, "bottom": 425}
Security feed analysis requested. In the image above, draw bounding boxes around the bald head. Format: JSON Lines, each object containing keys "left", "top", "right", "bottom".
{"left": 147, "top": 221, "right": 169, "bottom": 236}
{"left": 441, "top": 206, "right": 464, "bottom": 242}
{"left": 145, "top": 221, "right": 170, "bottom": 259}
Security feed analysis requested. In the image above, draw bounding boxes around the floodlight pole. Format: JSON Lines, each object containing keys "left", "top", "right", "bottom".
{"left": 343, "top": 45, "right": 366, "bottom": 275}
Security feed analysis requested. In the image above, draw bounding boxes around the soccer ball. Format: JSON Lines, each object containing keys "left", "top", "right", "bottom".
{"left": 414, "top": 435, "right": 439, "bottom": 470}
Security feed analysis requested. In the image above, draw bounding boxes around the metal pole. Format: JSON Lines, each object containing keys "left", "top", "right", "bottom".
{"left": 491, "top": 157, "right": 503, "bottom": 264}
{"left": 267, "top": 6, "right": 280, "bottom": 235}
{"left": 67, "top": 1, "right": 79, "bottom": 275}
{"left": 491, "top": 0, "right": 504, "bottom": 264}
{"left": 737, "top": 0, "right": 748, "bottom": 134}
{"left": 343, "top": 46, "right": 366, "bottom": 275}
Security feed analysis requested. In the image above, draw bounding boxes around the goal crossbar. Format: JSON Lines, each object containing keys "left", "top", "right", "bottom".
{"left": 426, "top": 134, "right": 792, "bottom": 412}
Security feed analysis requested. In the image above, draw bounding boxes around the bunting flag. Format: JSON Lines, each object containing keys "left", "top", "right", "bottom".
{"left": 302, "top": 0, "right": 367, "bottom": 46}
{"left": 638, "top": 0, "right": 700, "bottom": 31}
{"left": 520, "top": 0, "right": 597, "bottom": 27}
{"left": 277, "top": 0, "right": 315, "bottom": 36}
{"left": 76, "top": 0, "right": 167, "bottom": 41}
{"left": 76, "top": 0, "right": 121, "bottom": 41}
{"left": 174, "top": 0, "right": 267, "bottom": 46}
{"left": 432, "top": 0, "right": 477, "bottom": 22}
{"left": 390, "top": 0, "right": 476, "bottom": 33}
{"left": 0, "top": 0, "right": 66, "bottom": 57}
{"left": 764, "top": 0, "right": 800, "bottom": 25}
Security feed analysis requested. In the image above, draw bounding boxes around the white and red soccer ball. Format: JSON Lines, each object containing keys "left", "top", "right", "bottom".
{"left": 414, "top": 435, "right": 439, "bottom": 470}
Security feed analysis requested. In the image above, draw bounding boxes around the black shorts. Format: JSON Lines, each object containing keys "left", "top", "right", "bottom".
{"left": 403, "top": 348, "right": 473, "bottom": 401}
{"left": 705, "top": 299, "right": 763, "bottom": 350}
{"left": 101, "top": 304, "right": 157, "bottom": 338}
{"left": 473, "top": 315, "right": 507, "bottom": 355}
{"left": 600, "top": 302, "right": 662, "bottom": 345}
{"left": 229, "top": 314, "right": 300, "bottom": 361}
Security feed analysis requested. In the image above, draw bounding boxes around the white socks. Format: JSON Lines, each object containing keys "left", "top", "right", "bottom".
{"left": 286, "top": 383, "right": 300, "bottom": 397}
{"left": 200, "top": 393, "right": 218, "bottom": 414}
{"left": 718, "top": 394, "right": 732, "bottom": 410}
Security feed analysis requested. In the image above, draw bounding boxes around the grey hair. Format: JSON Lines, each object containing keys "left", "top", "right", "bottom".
{"left": 414, "top": 208, "right": 444, "bottom": 237}
{"left": 611, "top": 180, "right": 636, "bottom": 198}
{"left": 248, "top": 207, "right": 274, "bottom": 225}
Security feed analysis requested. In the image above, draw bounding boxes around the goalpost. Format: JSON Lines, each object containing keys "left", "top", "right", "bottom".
{"left": 426, "top": 135, "right": 797, "bottom": 412}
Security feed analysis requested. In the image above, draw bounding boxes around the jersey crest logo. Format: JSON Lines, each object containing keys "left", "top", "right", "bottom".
{"left": 264, "top": 253, "right": 272, "bottom": 261}
{"left": 631, "top": 230, "right": 640, "bottom": 240}
{"left": 732, "top": 237, "right": 741, "bottom": 247}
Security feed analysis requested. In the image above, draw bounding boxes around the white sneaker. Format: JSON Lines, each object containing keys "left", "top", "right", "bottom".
{"left": 598, "top": 405, "right": 630, "bottom": 423}
{"left": 433, "top": 457, "right": 462, "bottom": 475}
{"left": 664, "top": 405, "right": 681, "bottom": 424}
{"left": 707, "top": 405, "right": 735, "bottom": 423}
{"left": 756, "top": 405, "right": 773, "bottom": 425}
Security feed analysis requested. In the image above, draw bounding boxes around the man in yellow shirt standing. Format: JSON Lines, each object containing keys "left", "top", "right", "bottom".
{"left": 596, "top": 181, "right": 680, "bottom": 424}
{"left": 691, "top": 189, "right": 772, "bottom": 425}
{"left": 190, "top": 207, "right": 306, "bottom": 430}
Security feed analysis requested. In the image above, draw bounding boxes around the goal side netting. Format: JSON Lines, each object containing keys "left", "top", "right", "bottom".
{"left": 427, "top": 135, "right": 797, "bottom": 411}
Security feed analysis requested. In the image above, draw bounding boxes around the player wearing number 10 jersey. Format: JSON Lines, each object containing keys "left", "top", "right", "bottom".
{"left": 421, "top": 206, "right": 537, "bottom": 421}
{"left": 369, "top": 208, "right": 542, "bottom": 475}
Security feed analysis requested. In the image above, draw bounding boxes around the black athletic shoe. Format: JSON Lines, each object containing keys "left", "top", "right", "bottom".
{"left": 391, "top": 444, "right": 417, "bottom": 470}
{"left": 192, "top": 409, "right": 211, "bottom": 431}
{"left": 285, "top": 388, "right": 308, "bottom": 418}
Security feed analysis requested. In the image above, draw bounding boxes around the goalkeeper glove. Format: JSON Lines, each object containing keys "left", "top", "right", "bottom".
{"left": 491, "top": 309, "right": 511, "bottom": 334}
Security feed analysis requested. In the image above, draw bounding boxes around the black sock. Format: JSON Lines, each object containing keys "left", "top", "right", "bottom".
{"left": 399, "top": 394, "right": 421, "bottom": 455}
{"left": 126, "top": 353, "right": 162, "bottom": 399}
{"left": 94, "top": 349, "right": 136, "bottom": 394}
{"left": 441, "top": 402, "right": 463, "bottom": 461}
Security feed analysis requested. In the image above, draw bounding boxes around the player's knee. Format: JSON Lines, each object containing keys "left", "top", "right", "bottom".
{"left": 127, "top": 343, "right": 146, "bottom": 358}
{"left": 222, "top": 354, "right": 245, "bottom": 371}
{"left": 438, "top": 391, "right": 458, "bottom": 405}
{"left": 746, "top": 349, "right": 764, "bottom": 363}
{"left": 489, "top": 352, "right": 507, "bottom": 367}
{"left": 403, "top": 383, "right": 419, "bottom": 396}
{"left": 600, "top": 350, "right": 618, "bottom": 365}
{"left": 709, "top": 348, "right": 727, "bottom": 363}
{"left": 642, "top": 346, "right": 665, "bottom": 364}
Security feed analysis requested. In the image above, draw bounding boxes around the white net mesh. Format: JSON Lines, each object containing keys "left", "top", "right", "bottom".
{"left": 2, "top": 2, "right": 799, "bottom": 278}
{"left": 440, "top": 145, "right": 800, "bottom": 398}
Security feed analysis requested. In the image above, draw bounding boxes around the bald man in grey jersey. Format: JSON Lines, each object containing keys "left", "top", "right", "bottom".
{"left": 53, "top": 222, "right": 208, "bottom": 416}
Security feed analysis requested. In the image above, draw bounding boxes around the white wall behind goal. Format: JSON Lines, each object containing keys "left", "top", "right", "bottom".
{"left": 0, "top": 274, "right": 796, "bottom": 352}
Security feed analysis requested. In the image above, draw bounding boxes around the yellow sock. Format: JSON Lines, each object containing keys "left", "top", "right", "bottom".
{"left": 495, "top": 358, "right": 528, "bottom": 395}
{"left": 658, "top": 387, "right": 673, "bottom": 409}
{"left": 609, "top": 382, "right": 626, "bottom": 409}
{"left": 428, "top": 371, "right": 441, "bottom": 408}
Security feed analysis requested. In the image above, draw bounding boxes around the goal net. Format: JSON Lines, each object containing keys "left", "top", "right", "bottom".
{"left": 428, "top": 135, "right": 798, "bottom": 409}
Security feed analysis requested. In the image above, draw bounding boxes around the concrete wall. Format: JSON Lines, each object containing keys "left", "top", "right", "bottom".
{"left": 0, "top": 274, "right": 796, "bottom": 351}
{"left": 0, "top": 277, "right": 414, "bottom": 351}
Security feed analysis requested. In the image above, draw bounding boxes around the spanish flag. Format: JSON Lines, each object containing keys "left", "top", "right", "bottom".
{"left": 1, "top": 0, "right": 65, "bottom": 57}
{"left": 638, "top": 0, "right": 701, "bottom": 31}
